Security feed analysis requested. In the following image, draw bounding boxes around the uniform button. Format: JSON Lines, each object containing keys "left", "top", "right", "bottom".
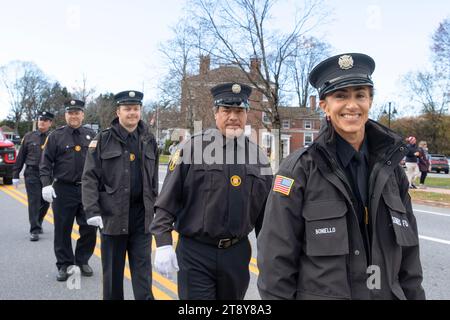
{"left": 122, "top": 228, "right": 126, "bottom": 232}
{"left": 125, "top": 169, "right": 128, "bottom": 173}
{"left": 354, "top": 250, "right": 360, "bottom": 256}
{"left": 386, "top": 160, "right": 392, "bottom": 166}
{"left": 399, "top": 147, "right": 405, "bottom": 152}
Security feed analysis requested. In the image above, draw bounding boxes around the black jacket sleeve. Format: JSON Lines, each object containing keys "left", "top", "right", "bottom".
{"left": 13, "top": 135, "right": 28, "bottom": 179}
{"left": 39, "top": 133, "right": 56, "bottom": 187}
{"left": 396, "top": 167, "right": 426, "bottom": 300}
{"left": 257, "top": 159, "right": 306, "bottom": 300}
{"left": 81, "top": 134, "right": 103, "bottom": 220}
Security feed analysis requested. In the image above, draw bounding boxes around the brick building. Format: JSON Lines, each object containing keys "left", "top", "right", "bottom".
{"left": 180, "top": 55, "right": 322, "bottom": 158}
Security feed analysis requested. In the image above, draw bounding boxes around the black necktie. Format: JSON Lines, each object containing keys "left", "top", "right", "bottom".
{"left": 73, "top": 129, "right": 82, "bottom": 180}
{"left": 227, "top": 138, "right": 245, "bottom": 236}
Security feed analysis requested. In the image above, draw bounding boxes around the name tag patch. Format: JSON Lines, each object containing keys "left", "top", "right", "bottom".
{"left": 315, "top": 227, "right": 336, "bottom": 235}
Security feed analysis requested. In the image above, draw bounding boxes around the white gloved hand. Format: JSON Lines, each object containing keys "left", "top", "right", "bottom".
{"left": 154, "top": 245, "right": 179, "bottom": 278}
{"left": 87, "top": 216, "right": 103, "bottom": 229}
{"left": 13, "top": 179, "right": 20, "bottom": 188}
{"left": 42, "top": 185, "right": 57, "bottom": 203}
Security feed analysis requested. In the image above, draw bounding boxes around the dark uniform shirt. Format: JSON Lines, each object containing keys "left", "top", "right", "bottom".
{"left": 336, "top": 133, "right": 371, "bottom": 262}
{"left": 40, "top": 125, "right": 95, "bottom": 186}
{"left": 13, "top": 130, "right": 50, "bottom": 178}
{"left": 118, "top": 125, "right": 143, "bottom": 205}
{"left": 151, "top": 128, "right": 273, "bottom": 246}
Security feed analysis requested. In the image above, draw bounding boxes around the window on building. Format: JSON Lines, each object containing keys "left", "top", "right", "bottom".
{"left": 282, "top": 119, "right": 290, "bottom": 129}
{"left": 304, "top": 120, "right": 312, "bottom": 129}
{"left": 304, "top": 132, "right": 313, "bottom": 146}
{"left": 262, "top": 112, "right": 271, "bottom": 124}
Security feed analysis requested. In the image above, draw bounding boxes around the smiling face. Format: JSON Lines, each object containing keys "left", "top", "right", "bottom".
{"left": 214, "top": 106, "right": 248, "bottom": 138}
{"left": 116, "top": 104, "right": 141, "bottom": 131}
{"left": 319, "top": 86, "right": 373, "bottom": 149}
{"left": 65, "top": 110, "right": 84, "bottom": 128}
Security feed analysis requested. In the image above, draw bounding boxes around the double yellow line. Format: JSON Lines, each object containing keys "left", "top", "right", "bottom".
{"left": 0, "top": 185, "right": 261, "bottom": 299}
{"left": 0, "top": 185, "right": 176, "bottom": 300}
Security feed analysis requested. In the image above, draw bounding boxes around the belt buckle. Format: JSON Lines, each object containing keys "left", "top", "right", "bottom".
{"left": 218, "top": 238, "right": 231, "bottom": 249}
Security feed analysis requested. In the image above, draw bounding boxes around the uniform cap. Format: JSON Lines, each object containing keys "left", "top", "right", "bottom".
{"left": 64, "top": 99, "right": 85, "bottom": 111}
{"left": 114, "top": 90, "right": 143, "bottom": 106}
{"left": 211, "top": 83, "right": 252, "bottom": 109}
{"left": 309, "top": 53, "right": 375, "bottom": 99}
{"left": 38, "top": 111, "right": 54, "bottom": 120}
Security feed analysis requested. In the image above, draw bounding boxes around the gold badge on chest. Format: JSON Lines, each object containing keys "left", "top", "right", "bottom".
{"left": 74, "top": 145, "right": 81, "bottom": 152}
{"left": 230, "top": 175, "right": 242, "bottom": 187}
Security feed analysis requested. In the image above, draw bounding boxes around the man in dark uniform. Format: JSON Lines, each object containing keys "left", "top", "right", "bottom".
{"left": 82, "top": 90, "right": 158, "bottom": 300}
{"left": 151, "top": 82, "right": 273, "bottom": 300}
{"left": 13, "top": 111, "right": 53, "bottom": 241}
{"left": 257, "top": 53, "right": 425, "bottom": 300}
{"left": 40, "top": 99, "right": 97, "bottom": 281}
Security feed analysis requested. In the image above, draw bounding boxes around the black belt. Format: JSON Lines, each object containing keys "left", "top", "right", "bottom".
{"left": 188, "top": 235, "right": 244, "bottom": 249}
{"left": 55, "top": 180, "right": 82, "bottom": 186}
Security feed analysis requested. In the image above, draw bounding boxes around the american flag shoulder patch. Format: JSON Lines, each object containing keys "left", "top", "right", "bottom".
{"left": 273, "top": 175, "right": 294, "bottom": 196}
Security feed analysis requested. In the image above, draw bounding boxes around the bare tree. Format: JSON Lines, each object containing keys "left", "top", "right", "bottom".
{"left": 431, "top": 17, "right": 450, "bottom": 75}
{"left": 0, "top": 61, "right": 49, "bottom": 132}
{"left": 72, "top": 74, "right": 96, "bottom": 102}
{"left": 159, "top": 17, "right": 215, "bottom": 133}
{"left": 288, "top": 36, "right": 331, "bottom": 108}
{"left": 189, "top": 0, "right": 326, "bottom": 169}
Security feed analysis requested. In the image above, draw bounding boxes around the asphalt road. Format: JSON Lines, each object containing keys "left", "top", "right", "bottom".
{"left": 0, "top": 165, "right": 449, "bottom": 300}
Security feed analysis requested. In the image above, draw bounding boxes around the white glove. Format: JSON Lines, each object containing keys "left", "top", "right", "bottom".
{"left": 87, "top": 216, "right": 103, "bottom": 229}
{"left": 13, "top": 179, "right": 20, "bottom": 187}
{"left": 154, "top": 245, "right": 179, "bottom": 278}
{"left": 42, "top": 185, "right": 57, "bottom": 203}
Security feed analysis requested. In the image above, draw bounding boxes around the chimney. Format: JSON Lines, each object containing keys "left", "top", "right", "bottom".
{"left": 199, "top": 55, "right": 210, "bottom": 75}
{"left": 309, "top": 95, "right": 316, "bottom": 111}
{"left": 250, "top": 56, "right": 261, "bottom": 79}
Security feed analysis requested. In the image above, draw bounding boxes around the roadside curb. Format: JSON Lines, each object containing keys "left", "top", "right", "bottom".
{"left": 412, "top": 199, "right": 450, "bottom": 208}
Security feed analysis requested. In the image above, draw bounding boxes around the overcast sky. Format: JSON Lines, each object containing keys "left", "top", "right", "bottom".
{"left": 1, "top": 0, "right": 449, "bottom": 120}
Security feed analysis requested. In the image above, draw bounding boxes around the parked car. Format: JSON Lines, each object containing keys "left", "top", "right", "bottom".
{"left": 429, "top": 154, "right": 449, "bottom": 174}
{"left": 0, "top": 128, "right": 17, "bottom": 185}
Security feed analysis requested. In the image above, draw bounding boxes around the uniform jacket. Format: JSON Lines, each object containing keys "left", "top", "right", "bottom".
{"left": 40, "top": 125, "right": 95, "bottom": 186}
{"left": 13, "top": 130, "right": 50, "bottom": 178}
{"left": 257, "top": 119, "right": 425, "bottom": 300}
{"left": 81, "top": 119, "right": 159, "bottom": 235}
{"left": 151, "top": 128, "right": 273, "bottom": 246}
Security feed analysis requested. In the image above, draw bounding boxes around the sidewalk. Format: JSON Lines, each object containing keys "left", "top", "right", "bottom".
{"left": 412, "top": 186, "right": 450, "bottom": 195}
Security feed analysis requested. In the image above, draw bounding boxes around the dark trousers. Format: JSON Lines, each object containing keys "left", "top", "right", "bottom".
{"left": 24, "top": 168, "right": 49, "bottom": 234}
{"left": 176, "top": 236, "right": 251, "bottom": 300}
{"left": 52, "top": 182, "right": 97, "bottom": 270}
{"left": 420, "top": 171, "right": 428, "bottom": 184}
{"left": 101, "top": 231, "right": 153, "bottom": 300}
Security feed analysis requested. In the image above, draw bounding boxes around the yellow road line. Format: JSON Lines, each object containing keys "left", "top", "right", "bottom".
{"left": 5, "top": 186, "right": 180, "bottom": 296}
{"left": 4, "top": 185, "right": 261, "bottom": 281}
{"left": 0, "top": 186, "right": 173, "bottom": 300}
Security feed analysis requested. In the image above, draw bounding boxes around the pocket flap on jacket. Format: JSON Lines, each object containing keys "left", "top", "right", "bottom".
{"left": 145, "top": 148, "right": 156, "bottom": 160}
{"left": 100, "top": 150, "right": 122, "bottom": 160}
{"left": 303, "top": 200, "right": 347, "bottom": 221}
{"left": 383, "top": 193, "right": 407, "bottom": 214}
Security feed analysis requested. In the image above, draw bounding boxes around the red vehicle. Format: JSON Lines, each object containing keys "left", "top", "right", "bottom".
{"left": 429, "top": 154, "right": 449, "bottom": 174}
{"left": 0, "top": 129, "right": 17, "bottom": 185}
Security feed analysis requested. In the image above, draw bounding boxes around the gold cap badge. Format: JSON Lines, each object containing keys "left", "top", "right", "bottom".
{"left": 232, "top": 84, "right": 241, "bottom": 94}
